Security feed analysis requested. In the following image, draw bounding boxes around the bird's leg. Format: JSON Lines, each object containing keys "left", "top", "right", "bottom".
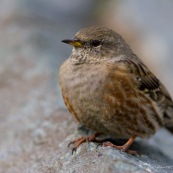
{"left": 68, "top": 132, "right": 100, "bottom": 154}
{"left": 103, "top": 136, "right": 139, "bottom": 155}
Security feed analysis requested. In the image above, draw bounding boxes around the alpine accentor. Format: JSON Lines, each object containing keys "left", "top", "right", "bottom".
{"left": 59, "top": 26, "right": 173, "bottom": 155}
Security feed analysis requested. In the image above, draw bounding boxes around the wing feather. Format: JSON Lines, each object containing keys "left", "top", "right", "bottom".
{"left": 122, "top": 54, "right": 173, "bottom": 130}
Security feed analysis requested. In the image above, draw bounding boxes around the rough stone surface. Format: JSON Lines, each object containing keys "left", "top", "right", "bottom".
{"left": 0, "top": 1, "right": 173, "bottom": 173}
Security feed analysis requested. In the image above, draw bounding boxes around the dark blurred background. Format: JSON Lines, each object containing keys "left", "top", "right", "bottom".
{"left": 0, "top": 1, "right": 173, "bottom": 172}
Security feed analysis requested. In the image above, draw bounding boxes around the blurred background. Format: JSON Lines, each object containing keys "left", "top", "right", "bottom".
{"left": 1, "top": 0, "right": 173, "bottom": 172}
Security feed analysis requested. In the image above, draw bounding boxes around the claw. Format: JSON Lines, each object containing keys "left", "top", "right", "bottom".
{"left": 72, "top": 147, "right": 77, "bottom": 155}
{"left": 96, "top": 143, "right": 102, "bottom": 149}
{"left": 126, "top": 150, "right": 140, "bottom": 156}
{"left": 68, "top": 133, "right": 100, "bottom": 153}
{"left": 68, "top": 141, "right": 74, "bottom": 148}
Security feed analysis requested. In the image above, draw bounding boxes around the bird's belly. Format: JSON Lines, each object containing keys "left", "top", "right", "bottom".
{"left": 60, "top": 62, "right": 162, "bottom": 138}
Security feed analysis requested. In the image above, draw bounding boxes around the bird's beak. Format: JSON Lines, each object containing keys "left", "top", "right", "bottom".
{"left": 61, "top": 39, "right": 83, "bottom": 47}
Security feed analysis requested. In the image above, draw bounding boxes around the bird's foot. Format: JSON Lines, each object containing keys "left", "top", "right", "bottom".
{"left": 102, "top": 137, "right": 140, "bottom": 156}
{"left": 68, "top": 133, "right": 100, "bottom": 154}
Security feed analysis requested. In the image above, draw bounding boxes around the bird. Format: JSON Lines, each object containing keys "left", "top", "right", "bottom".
{"left": 59, "top": 26, "right": 173, "bottom": 155}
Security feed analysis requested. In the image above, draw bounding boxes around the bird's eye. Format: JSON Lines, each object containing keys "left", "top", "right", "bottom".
{"left": 91, "top": 40, "right": 101, "bottom": 47}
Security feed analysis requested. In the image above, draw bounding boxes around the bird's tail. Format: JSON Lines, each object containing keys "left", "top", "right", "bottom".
{"left": 164, "top": 105, "right": 173, "bottom": 133}
{"left": 166, "top": 126, "right": 173, "bottom": 133}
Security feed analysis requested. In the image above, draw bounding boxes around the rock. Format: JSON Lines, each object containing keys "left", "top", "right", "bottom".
{"left": 0, "top": 1, "right": 173, "bottom": 173}
{"left": 58, "top": 128, "right": 173, "bottom": 173}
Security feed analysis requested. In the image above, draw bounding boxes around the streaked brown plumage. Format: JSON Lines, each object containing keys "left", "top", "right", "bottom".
{"left": 59, "top": 26, "right": 173, "bottom": 155}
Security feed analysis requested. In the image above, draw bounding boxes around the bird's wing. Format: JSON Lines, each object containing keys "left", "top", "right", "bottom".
{"left": 123, "top": 54, "right": 171, "bottom": 102}
{"left": 123, "top": 54, "right": 173, "bottom": 130}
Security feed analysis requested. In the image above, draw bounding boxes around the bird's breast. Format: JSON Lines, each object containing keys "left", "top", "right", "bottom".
{"left": 59, "top": 60, "right": 162, "bottom": 138}
{"left": 59, "top": 60, "right": 111, "bottom": 122}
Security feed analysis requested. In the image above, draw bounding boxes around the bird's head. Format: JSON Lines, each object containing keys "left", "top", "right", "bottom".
{"left": 62, "top": 26, "right": 131, "bottom": 63}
